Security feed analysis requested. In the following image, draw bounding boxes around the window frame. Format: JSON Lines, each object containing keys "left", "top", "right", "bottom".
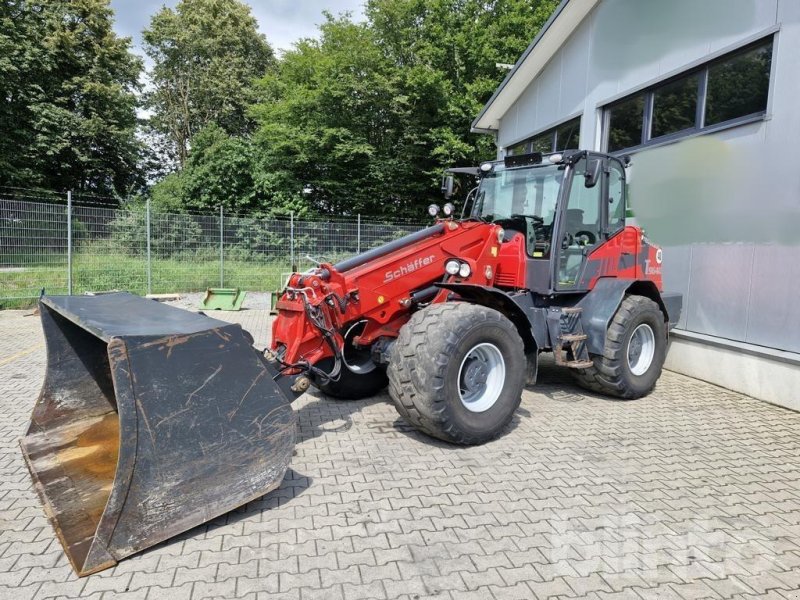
{"left": 505, "top": 114, "right": 582, "bottom": 156}
{"left": 601, "top": 34, "right": 774, "bottom": 154}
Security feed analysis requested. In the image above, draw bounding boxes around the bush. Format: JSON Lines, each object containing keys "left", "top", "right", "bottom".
{"left": 108, "top": 206, "right": 204, "bottom": 257}
{"left": 0, "top": 215, "right": 87, "bottom": 266}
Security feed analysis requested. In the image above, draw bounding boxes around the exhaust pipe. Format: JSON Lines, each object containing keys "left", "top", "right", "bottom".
{"left": 20, "top": 293, "right": 296, "bottom": 576}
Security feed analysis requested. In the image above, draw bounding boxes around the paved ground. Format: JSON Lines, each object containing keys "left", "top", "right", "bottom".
{"left": 1, "top": 301, "right": 800, "bottom": 600}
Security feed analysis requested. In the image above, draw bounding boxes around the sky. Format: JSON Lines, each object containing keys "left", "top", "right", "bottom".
{"left": 109, "top": 0, "right": 366, "bottom": 57}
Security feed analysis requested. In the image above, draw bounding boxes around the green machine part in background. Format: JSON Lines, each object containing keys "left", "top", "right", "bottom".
{"left": 200, "top": 288, "right": 247, "bottom": 311}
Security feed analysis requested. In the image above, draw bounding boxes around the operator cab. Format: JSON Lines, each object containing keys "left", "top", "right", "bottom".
{"left": 463, "top": 150, "right": 628, "bottom": 295}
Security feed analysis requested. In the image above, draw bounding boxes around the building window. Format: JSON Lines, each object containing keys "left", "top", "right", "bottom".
{"left": 651, "top": 73, "right": 699, "bottom": 139}
{"left": 506, "top": 140, "right": 528, "bottom": 155}
{"left": 705, "top": 42, "right": 772, "bottom": 127}
{"left": 531, "top": 131, "right": 553, "bottom": 153}
{"left": 603, "top": 36, "right": 773, "bottom": 153}
{"left": 507, "top": 116, "right": 581, "bottom": 156}
{"left": 607, "top": 95, "right": 645, "bottom": 152}
{"left": 555, "top": 118, "right": 580, "bottom": 151}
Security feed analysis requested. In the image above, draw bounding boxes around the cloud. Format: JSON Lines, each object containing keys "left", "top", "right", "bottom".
{"left": 109, "top": 0, "right": 365, "bottom": 56}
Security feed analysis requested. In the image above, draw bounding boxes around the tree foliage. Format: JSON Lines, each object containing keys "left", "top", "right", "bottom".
{"left": 2, "top": 0, "right": 559, "bottom": 216}
{"left": 0, "top": 0, "right": 142, "bottom": 195}
{"left": 251, "top": 16, "right": 401, "bottom": 216}
{"left": 244, "top": 0, "right": 559, "bottom": 219}
{"left": 142, "top": 0, "right": 274, "bottom": 168}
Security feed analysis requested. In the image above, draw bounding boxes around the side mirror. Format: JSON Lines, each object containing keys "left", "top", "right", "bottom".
{"left": 441, "top": 174, "right": 455, "bottom": 199}
{"left": 584, "top": 159, "right": 602, "bottom": 188}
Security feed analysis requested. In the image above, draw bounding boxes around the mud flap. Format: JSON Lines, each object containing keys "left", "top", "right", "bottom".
{"left": 20, "top": 293, "right": 297, "bottom": 576}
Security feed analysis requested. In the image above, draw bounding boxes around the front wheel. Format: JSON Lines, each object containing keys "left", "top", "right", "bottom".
{"left": 387, "top": 303, "right": 526, "bottom": 445}
{"left": 315, "top": 362, "right": 388, "bottom": 400}
{"left": 574, "top": 295, "right": 667, "bottom": 398}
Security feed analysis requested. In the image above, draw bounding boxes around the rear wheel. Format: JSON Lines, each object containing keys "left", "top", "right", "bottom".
{"left": 574, "top": 295, "right": 667, "bottom": 398}
{"left": 387, "top": 303, "right": 526, "bottom": 445}
{"left": 316, "top": 320, "right": 388, "bottom": 399}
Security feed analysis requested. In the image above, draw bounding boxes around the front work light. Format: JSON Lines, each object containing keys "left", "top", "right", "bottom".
{"left": 428, "top": 204, "right": 440, "bottom": 217}
{"left": 445, "top": 259, "right": 461, "bottom": 275}
{"left": 443, "top": 202, "right": 455, "bottom": 217}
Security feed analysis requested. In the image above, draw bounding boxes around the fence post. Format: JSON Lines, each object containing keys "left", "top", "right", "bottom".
{"left": 219, "top": 205, "right": 224, "bottom": 287}
{"left": 146, "top": 198, "right": 152, "bottom": 295}
{"left": 66, "top": 190, "right": 73, "bottom": 295}
{"left": 357, "top": 213, "right": 361, "bottom": 254}
{"left": 290, "top": 211, "right": 295, "bottom": 273}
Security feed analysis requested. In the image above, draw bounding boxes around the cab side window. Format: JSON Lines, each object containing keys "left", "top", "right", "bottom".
{"left": 563, "top": 159, "right": 602, "bottom": 244}
{"left": 607, "top": 162, "right": 626, "bottom": 234}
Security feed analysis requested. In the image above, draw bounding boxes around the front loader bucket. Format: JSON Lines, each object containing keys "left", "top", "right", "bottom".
{"left": 20, "top": 293, "right": 296, "bottom": 576}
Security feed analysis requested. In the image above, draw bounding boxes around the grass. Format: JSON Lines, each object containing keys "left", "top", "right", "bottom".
{"left": 0, "top": 251, "right": 289, "bottom": 309}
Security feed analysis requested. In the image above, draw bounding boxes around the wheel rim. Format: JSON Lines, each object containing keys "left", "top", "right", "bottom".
{"left": 627, "top": 323, "right": 656, "bottom": 376}
{"left": 457, "top": 342, "right": 506, "bottom": 413}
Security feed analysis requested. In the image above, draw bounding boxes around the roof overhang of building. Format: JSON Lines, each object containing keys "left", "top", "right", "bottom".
{"left": 471, "top": 0, "right": 600, "bottom": 133}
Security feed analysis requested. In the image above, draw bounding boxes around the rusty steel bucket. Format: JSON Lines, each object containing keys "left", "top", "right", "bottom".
{"left": 20, "top": 293, "right": 297, "bottom": 576}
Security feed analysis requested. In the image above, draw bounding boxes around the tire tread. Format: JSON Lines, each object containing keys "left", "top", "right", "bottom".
{"left": 574, "top": 295, "right": 666, "bottom": 399}
{"left": 388, "top": 303, "right": 524, "bottom": 445}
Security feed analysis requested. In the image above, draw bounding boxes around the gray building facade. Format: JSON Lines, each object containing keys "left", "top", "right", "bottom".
{"left": 473, "top": 0, "right": 800, "bottom": 409}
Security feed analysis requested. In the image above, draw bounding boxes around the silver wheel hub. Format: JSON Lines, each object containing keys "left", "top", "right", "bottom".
{"left": 627, "top": 323, "right": 656, "bottom": 376}
{"left": 458, "top": 343, "right": 506, "bottom": 413}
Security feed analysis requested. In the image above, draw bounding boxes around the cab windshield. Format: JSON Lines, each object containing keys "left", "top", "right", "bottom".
{"left": 474, "top": 163, "right": 563, "bottom": 222}
{"left": 473, "top": 163, "right": 565, "bottom": 257}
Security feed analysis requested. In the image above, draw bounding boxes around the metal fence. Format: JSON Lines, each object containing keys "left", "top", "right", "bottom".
{"left": 0, "top": 192, "right": 426, "bottom": 306}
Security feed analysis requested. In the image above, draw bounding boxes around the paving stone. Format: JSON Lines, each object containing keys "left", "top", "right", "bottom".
{"left": 145, "top": 583, "right": 193, "bottom": 600}
{"left": 0, "top": 584, "right": 40, "bottom": 600}
{"left": 525, "top": 576, "right": 574, "bottom": 598}
{"left": 235, "top": 573, "right": 279, "bottom": 596}
{"left": 320, "top": 565, "right": 361, "bottom": 588}
{"left": 341, "top": 581, "right": 386, "bottom": 600}
{"left": 191, "top": 577, "right": 237, "bottom": 600}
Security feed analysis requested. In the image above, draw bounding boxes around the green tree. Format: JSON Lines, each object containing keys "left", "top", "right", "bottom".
{"left": 150, "top": 123, "right": 259, "bottom": 213}
{"left": 149, "top": 122, "right": 309, "bottom": 216}
{"left": 252, "top": 15, "right": 401, "bottom": 216}
{"left": 0, "top": 0, "right": 142, "bottom": 195}
{"left": 250, "top": 1, "right": 558, "bottom": 219}
{"left": 143, "top": 0, "right": 275, "bottom": 168}
{"left": 366, "top": 0, "right": 559, "bottom": 167}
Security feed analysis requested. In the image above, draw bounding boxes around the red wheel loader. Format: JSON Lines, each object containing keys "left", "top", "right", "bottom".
{"left": 22, "top": 150, "right": 681, "bottom": 575}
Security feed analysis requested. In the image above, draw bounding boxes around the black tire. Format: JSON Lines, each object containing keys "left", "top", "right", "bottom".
{"left": 574, "top": 295, "right": 667, "bottom": 399}
{"left": 315, "top": 358, "right": 388, "bottom": 400}
{"left": 387, "top": 303, "right": 526, "bottom": 445}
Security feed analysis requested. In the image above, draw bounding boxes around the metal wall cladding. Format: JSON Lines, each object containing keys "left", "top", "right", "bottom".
{"left": 664, "top": 243, "right": 800, "bottom": 354}
{"left": 746, "top": 245, "right": 800, "bottom": 353}
{"left": 661, "top": 246, "right": 692, "bottom": 330}
{"left": 684, "top": 244, "right": 754, "bottom": 341}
